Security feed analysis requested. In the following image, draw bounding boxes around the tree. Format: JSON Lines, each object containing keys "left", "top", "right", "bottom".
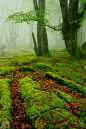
{"left": 59, "top": 0, "right": 86, "bottom": 59}
{"left": 6, "top": 0, "right": 86, "bottom": 59}
{"left": 32, "top": 0, "right": 51, "bottom": 57}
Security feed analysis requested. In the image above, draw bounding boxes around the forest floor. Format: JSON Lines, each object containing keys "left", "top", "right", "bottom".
{"left": 0, "top": 47, "right": 86, "bottom": 129}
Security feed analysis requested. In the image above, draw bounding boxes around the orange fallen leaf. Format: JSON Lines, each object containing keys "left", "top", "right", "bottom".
{"left": 39, "top": 119, "right": 43, "bottom": 124}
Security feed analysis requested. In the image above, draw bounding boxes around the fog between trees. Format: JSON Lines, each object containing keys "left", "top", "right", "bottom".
{"left": 0, "top": 0, "right": 86, "bottom": 52}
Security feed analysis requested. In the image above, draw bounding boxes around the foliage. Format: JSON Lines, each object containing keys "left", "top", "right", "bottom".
{"left": 5, "top": 1, "right": 86, "bottom": 32}
{"left": 5, "top": 10, "right": 63, "bottom": 31}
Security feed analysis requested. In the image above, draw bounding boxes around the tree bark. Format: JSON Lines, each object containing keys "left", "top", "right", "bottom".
{"left": 32, "top": 32, "right": 38, "bottom": 55}
{"left": 59, "top": 0, "right": 86, "bottom": 59}
{"left": 33, "top": 0, "right": 51, "bottom": 57}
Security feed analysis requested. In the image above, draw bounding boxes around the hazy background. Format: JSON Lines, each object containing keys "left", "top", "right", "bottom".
{"left": 0, "top": 0, "right": 86, "bottom": 50}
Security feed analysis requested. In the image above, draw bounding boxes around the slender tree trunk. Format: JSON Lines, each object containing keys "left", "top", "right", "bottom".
{"left": 33, "top": 0, "right": 51, "bottom": 57}
{"left": 37, "top": 22, "right": 43, "bottom": 56}
{"left": 32, "top": 32, "right": 38, "bottom": 55}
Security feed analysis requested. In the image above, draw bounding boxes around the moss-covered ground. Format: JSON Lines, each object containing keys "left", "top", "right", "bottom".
{"left": 0, "top": 47, "right": 86, "bottom": 129}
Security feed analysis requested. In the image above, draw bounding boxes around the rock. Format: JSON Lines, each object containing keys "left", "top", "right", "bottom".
{"left": 0, "top": 119, "right": 10, "bottom": 129}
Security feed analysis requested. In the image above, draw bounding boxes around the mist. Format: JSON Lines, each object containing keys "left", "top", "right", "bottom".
{"left": 0, "top": 0, "right": 86, "bottom": 52}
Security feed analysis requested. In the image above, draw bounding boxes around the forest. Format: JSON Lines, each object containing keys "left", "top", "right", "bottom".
{"left": 0, "top": 0, "right": 86, "bottom": 129}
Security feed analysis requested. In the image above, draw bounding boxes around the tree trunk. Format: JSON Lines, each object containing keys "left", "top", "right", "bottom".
{"left": 37, "top": 22, "right": 43, "bottom": 56}
{"left": 32, "top": 32, "right": 38, "bottom": 56}
{"left": 42, "top": 26, "right": 51, "bottom": 57}
{"left": 65, "top": 32, "right": 86, "bottom": 58}
{"left": 33, "top": 0, "right": 51, "bottom": 57}
{"left": 59, "top": 0, "right": 86, "bottom": 59}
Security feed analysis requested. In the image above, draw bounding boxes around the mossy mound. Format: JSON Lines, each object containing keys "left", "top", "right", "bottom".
{"left": 52, "top": 88, "right": 76, "bottom": 102}
{"left": 32, "top": 63, "right": 52, "bottom": 69}
{"left": 34, "top": 108, "right": 86, "bottom": 129}
{"left": 0, "top": 79, "right": 13, "bottom": 127}
{"left": 18, "top": 77, "right": 86, "bottom": 129}
{"left": 45, "top": 72, "right": 86, "bottom": 96}
{"left": 0, "top": 66, "right": 17, "bottom": 75}
{"left": 15, "top": 55, "right": 37, "bottom": 66}
{"left": 19, "top": 65, "right": 35, "bottom": 72}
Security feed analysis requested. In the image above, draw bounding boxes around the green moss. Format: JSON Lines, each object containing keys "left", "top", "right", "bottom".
{"left": 0, "top": 79, "right": 13, "bottom": 127}
{"left": 19, "top": 65, "right": 35, "bottom": 72}
{"left": 15, "top": 55, "right": 28, "bottom": 65}
{"left": 52, "top": 88, "right": 76, "bottom": 102}
{"left": 0, "top": 79, "right": 9, "bottom": 88}
{"left": 33, "top": 108, "right": 86, "bottom": 128}
{"left": 18, "top": 77, "right": 66, "bottom": 121}
{"left": 15, "top": 55, "right": 37, "bottom": 65}
{"left": 0, "top": 66, "right": 17, "bottom": 75}
{"left": 46, "top": 72, "right": 86, "bottom": 96}
{"left": 32, "top": 62, "right": 52, "bottom": 69}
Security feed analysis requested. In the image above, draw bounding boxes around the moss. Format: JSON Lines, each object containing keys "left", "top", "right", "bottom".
{"left": 33, "top": 108, "right": 86, "bottom": 128}
{"left": 18, "top": 76, "right": 86, "bottom": 129}
{"left": 46, "top": 72, "right": 86, "bottom": 96}
{"left": 25, "top": 55, "right": 37, "bottom": 62}
{"left": 0, "top": 79, "right": 9, "bottom": 88}
{"left": 15, "top": 55, "right": 28, "bottom": 65}
{"left": 15, "top": 55, "right": 37, "bottom": 66}
{"left": 19, "top": 65, "right": 35, "bottom": 72}
{"left": 0, "top": 79, "right": 13, "bottom": 127}
{"left": 18, "top": 77, "right": 66, "bottom": 121}
{"left": 32, "top": 62, "right": 52, "bottom": 69}
{"left": 0, "top": 66, "right": 17, "bottom": 75}
{"left": 52, "top": 88, "right": 76, "bottom": 102}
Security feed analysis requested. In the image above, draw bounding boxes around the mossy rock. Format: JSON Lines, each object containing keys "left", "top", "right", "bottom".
{"left": 45, "top": 72, "right": 86, "bottom": 96}
{"left": 25, "top": 55, "right": 37, "bottom": 62}
{"left": 19, "top": 65, "right": 35, "bottom": 72}
{"left": 34, "top": 108, "right": 86, "bottom": 129}
{"left": 52, "top": 88, "right": 76, "bottom": 102}
{"left": 15, "top": 55, "right": 28, "bottom": 65}
{"left": 0, "top": 79, "right": 13, "bottom": 127}
{"left": 32, "top": 63, "right": 51, "bottom": 69}
{"left": 15, "top": 55, "right": 37, "bottom": 66}
{"left": 0, "top": 66, "right": 17, "bottom": 75}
